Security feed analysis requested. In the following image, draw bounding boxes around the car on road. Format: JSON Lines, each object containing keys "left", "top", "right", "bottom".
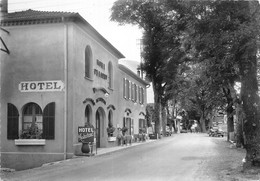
{"left": 208, "top": 127, "right": 224, "bottom": 137}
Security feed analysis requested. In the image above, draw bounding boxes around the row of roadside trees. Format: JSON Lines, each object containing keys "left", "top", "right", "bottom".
{"left": 110, "top": 0, "right": 260, "bottom": 168}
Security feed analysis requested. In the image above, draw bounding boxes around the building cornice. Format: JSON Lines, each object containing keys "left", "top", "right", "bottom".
{"left": 0, "top": 9, "right": 125, "bottom": 59}
{"left": 118, "top": 64, "right": 150, "bottom": 86}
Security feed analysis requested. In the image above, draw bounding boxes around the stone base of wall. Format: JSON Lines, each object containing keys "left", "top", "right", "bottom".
{"left": 1, "top": 152, "right": 65, "bottom": 171}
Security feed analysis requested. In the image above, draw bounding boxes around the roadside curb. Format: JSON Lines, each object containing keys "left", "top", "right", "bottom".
{"left": 42, "top": 139, "right": 157, "bottom": 167}
{"left": 94, "top": 140, "right": 157, "bottom": 157}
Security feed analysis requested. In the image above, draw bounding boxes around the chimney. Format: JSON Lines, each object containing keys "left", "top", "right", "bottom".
{"left": 0, "top": 0, "right": 8, "bottom": 20}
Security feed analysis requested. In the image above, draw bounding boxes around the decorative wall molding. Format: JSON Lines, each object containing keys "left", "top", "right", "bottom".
{"left": 139, "top": 112, "right": 146, "bottom": 116}
{"left": 125, "top": 108, "right": 132, "bottom": 114}
{"left": 93, "top": 87, "right": 109, "bottom": 96}
{"left": 107, "top": 104, "right": 116, "bottom": 110}
{"left": 83, "top": 98, "right": 95, "bottom": 105}
{"left": 96, "top": 97, "right": 106, "bottom": 105}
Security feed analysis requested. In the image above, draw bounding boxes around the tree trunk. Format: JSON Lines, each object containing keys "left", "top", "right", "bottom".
{"left": 226, "top": 103, "right": 234, "bottom": 142}
{"left": 223, "top": 87, "right": 235, "bottom": 141}
{"left": 153, "top": 83, "right": 162, "bottom": 138}
{"left": 161, "top": 106, "right": 167, "bottom": 136}
{"left": 200, "top": 111, "right": 206, "bottom": 133}
{"left": 235, "top": 102, "right": 244, "bottom": 148}
{"left": 239, "top": 6, "right": 260, "bottom": 167}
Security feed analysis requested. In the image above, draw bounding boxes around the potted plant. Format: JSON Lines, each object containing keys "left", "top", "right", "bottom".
{"left": 139, "top": 128, "right": 146, "bottom": 134}
{"left": 15, "top": 124, "right": 45, "bottom": 145}
{"left": 121, "top": 126, "right": 128, "bottom": 136}
{"left": 20, "top": 124, "right": 42, "bottom": 139}
{"left": 106, "top": 126, "right": 116, "bottom": 137}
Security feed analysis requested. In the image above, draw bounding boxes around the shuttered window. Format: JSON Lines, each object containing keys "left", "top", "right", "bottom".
{"left": 135, "top": 84, "right": 138, "bottom": 102}
{"left": 141, "top": 87, "right": 144, "bottom": 104}
{"left": 131, "top": 82, "right": 134, "bottom": 101}
{"left": 7, "top": 103, "right": 19, "bottom": 139}
{"left": 128, "top": 80, "right": 131, "bottom": 100}
{"left": 123, "top": 78, "right": 126, "bottom": 98}
{"left": 43, "top": 102, "right": 55, "bottom": 139}
{"left": 138, "top": 86, "right": 141, "bottom": 104}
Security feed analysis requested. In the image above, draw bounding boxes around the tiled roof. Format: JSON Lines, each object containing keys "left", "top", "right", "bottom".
{"left": 1, "top": 9, "right": 125, "bottom": 59}
{"left": 3, "top": 9, "right": 78, "bottom": 21}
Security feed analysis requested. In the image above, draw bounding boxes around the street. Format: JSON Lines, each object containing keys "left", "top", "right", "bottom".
{"left": 1, "top": 134, "right": 246, "bottom": 181}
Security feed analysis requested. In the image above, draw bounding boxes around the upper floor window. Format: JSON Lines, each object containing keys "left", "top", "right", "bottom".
{"left": 134, "top": 84, "right": 137, "bottom": 102}
{"left": 108, "top": 62, "right": 113, "bottom": 89}
{"left": 141, "top": 87, "right": 144, "bottom": 104}
{"left": 126, "top": 80, "right": 130, "bottom": 99}
{"left": 131, "top": 82, "right": 134, "bottom": 101}
{"left": 85, "top": 45, "right": 93, "bottom": 79}
{"left": 123, "top": 78, "right": 126, "bottom": 99}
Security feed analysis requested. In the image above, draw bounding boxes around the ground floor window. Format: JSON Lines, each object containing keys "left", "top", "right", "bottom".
{"left": 107, "top": 110, "right": 115, "bottom": 137}
{"left": 22, "top": 103, "right": 43, "bottom": 138}
{"left": 139, "top": 119, "right": 146, "bottom": 133}
{"left": 123, "top": 117, "right": 133, "bottom": 135}
{"left": 7, "top": 102, "right": 55, "bottom": 140}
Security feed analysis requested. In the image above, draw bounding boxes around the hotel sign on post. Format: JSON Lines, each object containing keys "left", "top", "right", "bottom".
{"left": 19, "top": 80, "right": 64, "bottom": 92}
{"left": 78, "top": 126, "right": 95, "bottom": 143}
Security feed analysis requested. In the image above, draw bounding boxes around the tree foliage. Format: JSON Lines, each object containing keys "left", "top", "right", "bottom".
{"left": 111, "top": 0, "right": 260, "bottom": 168}
{"left": 178, "top": 0, "right": 260, "bottom": 167}
{"left": 111, "top": 0, "right": 189, "bottom": 136}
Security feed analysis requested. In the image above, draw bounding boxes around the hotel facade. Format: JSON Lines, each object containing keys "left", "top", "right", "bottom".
{"left": 0, "top": 4, "right": 149, "bottom": 170}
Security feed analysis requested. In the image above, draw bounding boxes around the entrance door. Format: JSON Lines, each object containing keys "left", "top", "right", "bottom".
{"left": 96, "top": 111, "right": 101, "bottom": 148}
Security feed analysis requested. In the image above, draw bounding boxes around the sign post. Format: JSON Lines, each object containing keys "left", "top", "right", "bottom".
{"left": 78, "top": 125, "right": 95, "bottom": 156}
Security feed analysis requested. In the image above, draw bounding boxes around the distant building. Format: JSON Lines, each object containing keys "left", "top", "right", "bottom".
{"left": 119, "top": 59, "right": 154, "bottom": 103}
{"left": 0, "top": 2, "right": 149, "bottom": 170}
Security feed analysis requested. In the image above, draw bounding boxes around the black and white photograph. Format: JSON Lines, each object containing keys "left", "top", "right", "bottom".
{"left": 1, "top": 0, "right": 260, "bottom": 180}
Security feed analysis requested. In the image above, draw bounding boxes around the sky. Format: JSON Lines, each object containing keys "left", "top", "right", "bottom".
{"left": 7, "top": 0, "right": 143, "bottom": 61}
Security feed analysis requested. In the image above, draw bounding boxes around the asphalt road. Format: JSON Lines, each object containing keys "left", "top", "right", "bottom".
{"left": 1, "top": 134, "right": 236, "bottom": 181}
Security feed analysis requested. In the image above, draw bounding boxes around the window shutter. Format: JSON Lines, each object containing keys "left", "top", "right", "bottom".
{"left": 43, "top": 102, "right": 55, "bottom": 139}
{"left": 131, "top": 119, "right": 134, "bottom": 135}
{"left": 128, "top": 81, "right": 131, "bottom": 100}
{"left": 141, "top": 88, "right": 144, "bottom": 104}
{"left": 126, "top": 80, "right": 129, "bottom": 99}
{"left": 139, "top": 86, "right": 141, "bottom": 104}
{"left": 123, "top": 78, "right": 126, "bottom": 98}
{"left": 134, "top": 84, "right": 137, "bottom": 102}
{"left": 132, "top": 83, "right": 134, "bottom": 101}
{"left": 123, "top": 117, "right": 126, "bottom": 127}
{"left": 7, "top": 103, "right": 19, "bottom": 139}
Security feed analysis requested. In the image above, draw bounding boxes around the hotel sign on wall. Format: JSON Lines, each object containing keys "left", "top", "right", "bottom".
{"left": 19, "top": 80, "right": 64, "bottom": 92}
{"left": 94, "top": 59, "right": 107, "bottom": 80}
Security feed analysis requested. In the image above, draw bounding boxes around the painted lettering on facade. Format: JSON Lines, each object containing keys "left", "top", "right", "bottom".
{"left": 94, "top": 69, "right": 107, "bottom": 80}
{"left": 94, "top": 59, "right": 107, "bottom": 80}
{"left": 19, "top": 80, "right": 64, "bottom": 92}
{"left": 96, "top": 59, "right": 105, "bottom": 70}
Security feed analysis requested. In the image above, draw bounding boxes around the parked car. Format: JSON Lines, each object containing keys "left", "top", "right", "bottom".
{"left": 180, "top": 129, "right": 188, "bottom": 133}
{"left": 208, "top": 127, "right": 224, "bottom": 137}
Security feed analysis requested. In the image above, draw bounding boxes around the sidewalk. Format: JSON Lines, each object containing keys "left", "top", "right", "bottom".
{"left": 1, "top": 138, "right": 157, "bottom": 174}
{"left": 73, "top": 138, "right": 156, "bottom": 158}
{"left": 0, "top": 138, "right": 158, "bottom": 180}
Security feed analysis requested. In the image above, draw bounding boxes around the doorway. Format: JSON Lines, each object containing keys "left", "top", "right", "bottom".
{"left": 95, "top": 108, "right": 105, "bottom": 148}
